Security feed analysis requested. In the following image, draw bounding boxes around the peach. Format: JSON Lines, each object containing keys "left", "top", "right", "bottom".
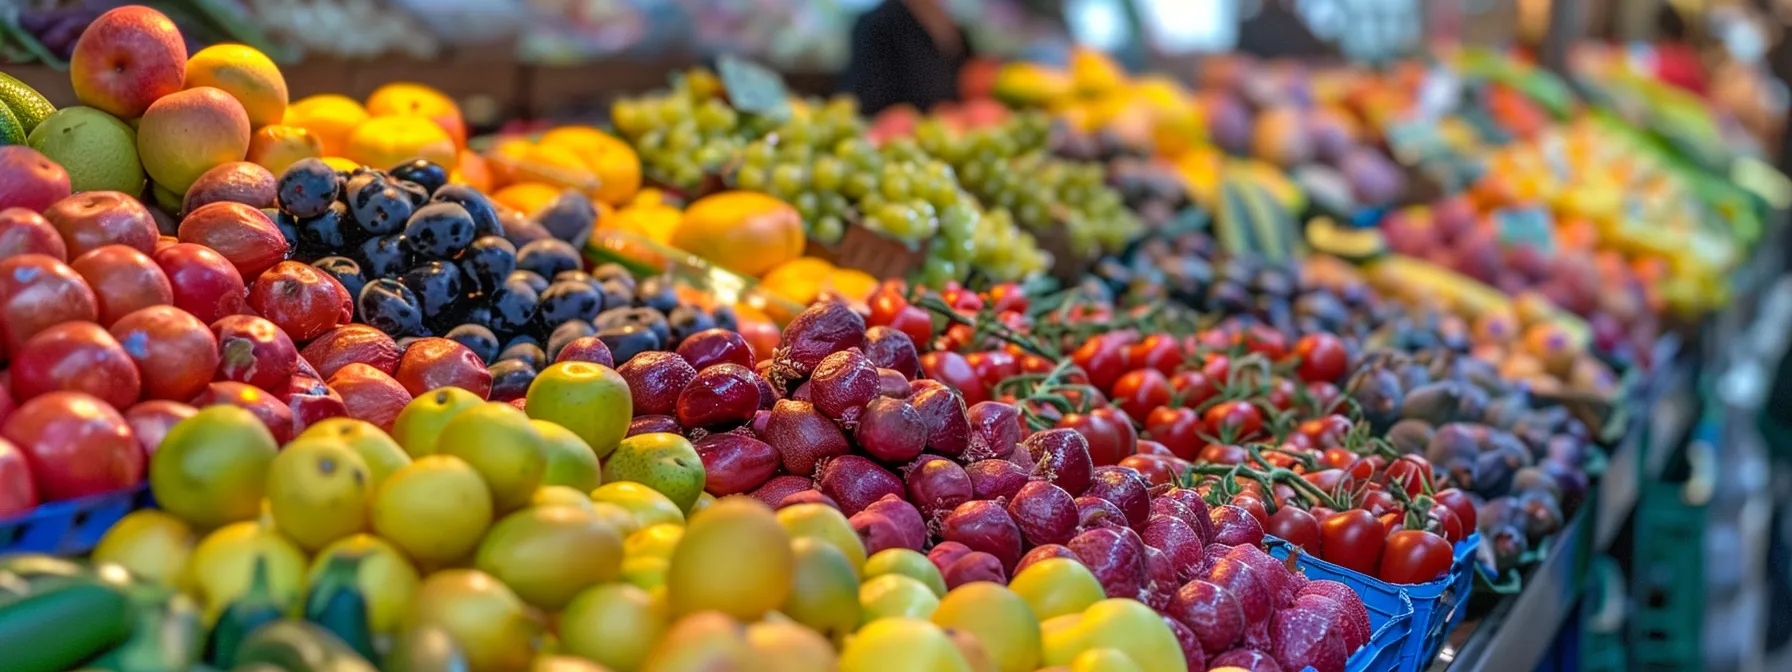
{"left": 68, "top": 6, "right": 187, "bottom": 119}
{"left": 182, "top": 161, "right": 277, "bottom": 213}
{"left": 176, "top": 202, "right": 288, "bottom": 279}
{"left": 42, "top": 191, "right": 159, "bottom": 257}
{"left": 0, "top": 147, "right": 71, "bottom": 214}
{"left": 136, "top": 87, "right": 251, "bottom": 194}
{"left": 0, "top": 208, "right": 69, "bottom": 260}
{"left": 327, "top": 363, "right": 412, "bottom": 431}
{"left": 246, "top": 125, "right": 324, "bottom": 175}
{"left": 366, "top": 83, "right": 466, "bottom": 149}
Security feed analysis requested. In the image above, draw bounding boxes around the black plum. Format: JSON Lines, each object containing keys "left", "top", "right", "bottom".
{"left": 358, "top": 278, "right": 425, "bottom": 336}
{"left": 487, "top": 359, "right": 537, "bottom": 402}
{"left": 517, "top": 239, "right": 582, "bottom": 279}
{"left": 296, "top": 202, "right": 354, "bottom": 258}
{"left": 597, "top": 279, "right": 634, "bottom": 310}
{"left": 276, "top": 158, "right": 341, "bottom": 218}
{"left": 594, "top": 307, "right": 670, "bottom": 347}
{"left": 590, "top": 263, "right": 634, "bottom": 288}
{"left": 346, "top": 174, "right": 414, "bottom": 235}
{"left": 533, "top": 191, "right": 598, "bottom": 247}
{"left": 266, "top": 208, "right": 299, "bottom": 249}
{"left": 487, "top": 276, "right": 540, "bottom": 336}
{"left": 431, "top": 184, "right": 503, "bottom": 239}
{"left": 401, "top": 261, "right": 465, "bottom": 319}
{"left": 635, "top": 275, "right": 678, "bottom": 313}
{"left": 446, "top": 323, "right": 501, "bottom": 364}
{"left": 358, "top": 234, "right": 411, "bottom": 278}
{"left": 312, "top": 256, "right": 367, "bottom": 302}
{"left": 548, "top": 320, "right": 597, "bottom": 361}
{"left": 498, "top": 340, "right": 548, "bottom": 370}
{"left": 509, "top": 270, "right": 550, "bottom": 294}
{"left": 391, "top": 160, "right": 448, "bottom": 195}
{"left": 596, "top": 324, "right": 661, "bottom": 365}
{"left": 667, "top": 304, "right": 716, "bottom": 345}
{"left": 537, "top": 280, "right": 604, "bottom": 327}
{"left": 404, "top": 202, "right": 478, "bottom": 259}
{"left": 456, "top": 236, "right": 517, "bottom": 295}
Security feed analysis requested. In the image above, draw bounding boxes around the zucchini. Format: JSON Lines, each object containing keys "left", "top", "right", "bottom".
{"left": 302, "top": 555, "right": 376, "bottom": 662}
{"left": 231, "top": 620, "right": 378, "bottom": 672}
{"left": 88, "top": 591, "right": 204, "bottom": 672}
{"left": 205, "top": 557, "right": 285, "bottom": 668}
{"left": 0, "top": 581, "right": 132, "bottom": 672}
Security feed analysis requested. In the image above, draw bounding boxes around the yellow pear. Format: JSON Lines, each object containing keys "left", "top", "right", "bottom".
{"left": 665, "top": 497, "right": 793, "bottom": 620}
{"left": 840, "top": 618, "right": 970, "bottom": 672}
{"left": 933, "top": 582, "right": 1041, "bottom": 672}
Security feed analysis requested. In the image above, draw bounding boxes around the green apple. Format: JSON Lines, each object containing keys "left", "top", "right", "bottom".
{"left": 776, "top": 503, "right": 867, "bottom": 574}
{"left": 603, "top": 433, "right": 705, "bottom": 513}
{"left": 525, "top": 362, "right": 631, "bottom": 460}
{"left": 390, "top": 386, "right": 483, "bottom": 457}
{"left": 299, "top": 417, "right": 411, "bottom": 487}
{"left": 858, "top": 573, "right": 940, "bottom": 625}
{"left": 532, "top": 419, "right": 601, "bottom": 492}
{"left": 864, "top": 548, "right": 948, "bottom": 598}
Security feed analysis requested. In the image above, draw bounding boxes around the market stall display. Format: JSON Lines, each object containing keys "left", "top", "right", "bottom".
{"left": 0, "top": 4, "right": 1783, "bottom": 672}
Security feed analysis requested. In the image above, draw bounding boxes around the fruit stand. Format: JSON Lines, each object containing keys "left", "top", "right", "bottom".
{"left": 0, "top": 4, "right": 1788, "bottom": 672}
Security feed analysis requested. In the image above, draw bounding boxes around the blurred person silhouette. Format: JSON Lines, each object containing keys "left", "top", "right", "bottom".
{"left": 842, "top": 0, "right": 975, "bottom": 114}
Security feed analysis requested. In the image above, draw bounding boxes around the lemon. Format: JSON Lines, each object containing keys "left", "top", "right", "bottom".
{"left": 590, "top": 482, "right": 683, "bottom": 528}
{"left": 150, "top": 405, "right": 279, "bottom": 530}
{"left": 344, "top": 115, "right": 455, "bottom": 172}
{"left": 266, "top": 436, "right": 373, "bottom": 551}
{"left": 560, "top": 583, "right": 666, "bottom": 671}
{"left": 622, "top": 556, "right": 670, "bottom": 592}
{"left": 371, "top": 455, "right": 494, "bottom": 564}
{"left": 531, "top": 485, "right": 595, "bottom": 511}
{"left": 539, "top": 126, "right": 641, "bottom": 205}
{"left": 27, "top": 107, "right": 144, "bottom": 194}
{"left": 92, "top": 510, "right": 196, "bottom": 587}
{"left": 307, "top": 534, "right": 420, "bottom": 636}
{"left": 492, "top": 182, "right": 564, "bottom": 216}
{"left": 588, "top": 501, "right": 642, "bottom": 537}
{"left": 390, "top": 387, "right": 483, "bottom": 457}
{"left": 283, "top": 94, "right": 367, "bottom": 156}
{"left": 184, "top": 44, "right": 288, "bottom": 128}
{"left": 435, "top": 401, "right": 547, "bottom": 512}
{"left": 624, "top": 523, "right": 685, "bottom": 561}
{"left": 298, "top": 417, "right": 410, "bottom": 488}
{"left": 474, "top": 505, "right": 623, "bottom": 610}
{"left": 186, "top": 521, "right": 308, "bottom": 622}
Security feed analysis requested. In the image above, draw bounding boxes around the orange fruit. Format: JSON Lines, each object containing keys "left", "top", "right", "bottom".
{"left": 344, "top": 115, "right": 456, "bottom": 172}
{"left": 319, "top": 156, "right": 360, "bottom": 172}
{"left": 246, "top": 125, "right": 323, "bottom": 175}
{"left": 451, "top": 149, "right": 492, "bottom": 192}
{"left": 493, "top": 182, "right": 565, "bottom": 217}
{"left": 184, "top": 44, "right": 289, "bottom": 128}
{"left": 283, "top": 94, "right": 368, "bottom": 156}
{"left": 671, "top": 191, "right": 805, "bottom": 277}
{"left": 541, "top": 126, "right": 642, "bottom": 206}
{"left": 366, "top": 83, "right": 466, "bottom": 149}
{"left": 514, "top": 144, "right": 597, "bottom": 192}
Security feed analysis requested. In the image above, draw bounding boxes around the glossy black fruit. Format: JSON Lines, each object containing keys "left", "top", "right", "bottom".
{"left": 404, "top": 202, "right": 478, "bottom": 259}
{"left": 445, "top": 323, "right": 501, "bottom": 364}
{"left": 590, "top": 263, "right": 635, "bottom": 289}
{"left": 358, "top": 234, "right": 411, "bottom": 278}
{"left": 431, "top": 184, "right": 503, "bottom": 239}
{"left": 517, "top": 239, "right": 581, "bottom": 279}
{"left": 508, "top": 270, "right": 549, "bottom": 294}
{"left": 713, "top": 304, "right": 739, "bottom": 332}
{"left": 537, "top": 280, "right": 603, "bottom": 328}
{"left": 594, "top": 307, "right": 670, "bottom": 348}
{"left": 276, "top": 158, "right": 341, "bottom": 218}
{"left": 487, "top": 275, "right": 540, "bottom": 335}
{"left": 596, "top": 323, "right": 662, "bottom": 365}
{"left": 394, "top": 181, "right": 430, "bottom": 208}
{"left": 532, "top": 191, "right": 597, "bottom": 247}
{"left": 498, "top": 340, "right": 547, "bottom": 370}
{"left": 457, "top": 236, "right": 517, "bottom": 295}
{"left": 401, "top": 261, "right": 465, "bottom": 319}
{"left": 346, "top": 174, "right": 414, "bottom": 235}
{"left": 635, "top": 275, "right": 678, "bottom": 313}
{"left": 296, "top": 201, "right": 354, "bottom": 259}
{"left": 312, "top": 256, "right": 367, "bottom": 302}
{"left": 547, "top": 319, "right": 596, "bottom": 361}
{"left": 391, "top": 160, "right": 448, "bottom": 195}
{"left": 554, "top": 270, "right": 600, "bottom": 291}
{"left": 667, "top": 304, "right": 716, "bottom": 344}
{"left": 487, "top": 359, "right": 537, "bottom": 402}
{"left": 266, "top": 208, "right": 299, "bottom": 249}
{"left": 597, "top": 279, "right": 634, "bottom": 310}
{"left": 358, "top": 278, "right": 425, "bottom": 336}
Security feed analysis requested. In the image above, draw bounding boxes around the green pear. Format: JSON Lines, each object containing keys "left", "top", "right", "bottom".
{"left": 525, "top": 362, "right": 631, "bottom": 460}
{"left": 780, "top": 538, "right": 861, "bottom": 643}
{"left": 602, "top": 433, "right": 705, "bottom": 513}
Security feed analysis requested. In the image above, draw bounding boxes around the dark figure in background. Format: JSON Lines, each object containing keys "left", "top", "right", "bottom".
{"left": 842, "top": 0, "right": 973, "bottom": 115}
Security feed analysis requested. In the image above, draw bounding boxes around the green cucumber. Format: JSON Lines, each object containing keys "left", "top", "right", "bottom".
{"left": 204, "top": 557, "right": 285, "bottom": 668}
{"left": 231, "top": 620, "right": 378, "bottom": 672}
{"left": 302, "top": 554, "right": 376, "bottom": 662}
{"left": 88, "top": 591, "right": 203, "bottom": 672}
{"left": 0, "top": 581, "right": 132, "bottom": 672}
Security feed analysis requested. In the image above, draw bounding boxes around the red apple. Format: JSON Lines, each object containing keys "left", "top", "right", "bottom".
{"left": 42, "top": 191, "right": 159, "bottom": 257}
{"left": 122, "top": 399, "right": 195, "bottom": 457}
{"left": 0, "top": 383, "right": 13, "bottom": 426}
{"left": 110, "top": 305, "right": 219, "bottom": 401}
{"left": 67, "top": 6, "right": 187, "bottom": 119}
{"left": 210, "top": 315, "right": 297, "bottom": 393}
{"left": 152, "top": 243, "right": 246, "bottom": 324}
{"left": 282, "top": 375, "right": 347, "bottom": 436}
{"left": 300, "top": 324, "right": 402, "bottom": 379}
{"left": 0, "top": 208, "right": 69, "bottom": 260}
{"left": 393, "top": 337, "right": 492, "bottom": 398}
{"left": 0, "top": 146, "right": 71, "bottom": 213}
{"left": 176, "top": 202, "right": 288, "bottom": 279}
{"left": 247, "top": 261, "right": 352, "bottom": 342}
{"left": 555, "top": 336, "right": 615, "bottom": 368}
{"left": 1, "top": 391, "right": 143, "bottom": 501}
{"left": 327, "top": 363, "right": 411, "bottom": 431}
{"left": 0, "top": 436, "right": 36, "bottom": 517}
{"left": 190, "top": 381, "right": 293, "bottom": 444}
{"left": 0, "top": 254, "right": 99, "bottom": 357}
{"left": 9, "top": 321, "right": 142, "bottom": 408}
{"left": 69, "top": 244, "right": 173, "bottom": 325}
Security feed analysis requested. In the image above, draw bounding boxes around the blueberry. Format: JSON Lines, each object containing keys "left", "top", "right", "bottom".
{"left": 537, "top": 280, "right": 603, "bottom": 328}
{"left": 635, "top": 275, "right": 678, "bottom": 312}
{"left": 401, "top": 261, "right": 465, "bottom": 319}
{"left": 312, "top": 256, "right": 366, "bottom": 301}
{"left": 347, "top": 174, "right": 414, "bottom": 235}
{"left": 456, "top": 236, "right": 517, "bottom": 295}
{"left": 547, "top": 319, "right": 597, "bottom": 361}
{"left": 359, "top": 234, "right": 411, "bottom": 278}
{"left": 390, "top": 159, "right": 448, "bottom": 195}
{"left": 488, "top": 276, "right": 540, "bottom": 336}
{"left": 431, "top": 184, "right": 503, "bottom": 239}
{"left": 508, "top": 270, "right": 549, "bottom": 294}
{"left": 516, "top": 239, "right": 581, "bottom": 279}
{"left": 297, "top": 201, "right": 354, "bottom": 259}
{"left": 596, "top": 324, "right": 662, "bottom": 365}
{"left": 358, "top": 278, "right": 425, "bottom": 336}
{"left": 597, "top": 279, "right": 634, "bottom": 309}
{"left": 667, "top": 304, "right": 716, "bottom": 345}
{"left": 445, "top": 323, "right": 501, "bottom": 363}
{"left": 498, "top": 340, "right": 547, "bottom": 370}
{"left": 265, "top": 208, "right": 299, "bottom": 249}
{"left": 532, "top": 191, "right": 597, "bottom": 247}
{"left": 590, "top": 263, "right": 635, "bottom": 289}
{"left": 404, "top": 202, "right": 478, "bottom": 260}
{"left": 276, "top": 158, "right": 341, "bottom": 218}
{"left": 393, "top": 180, "right": 430, "bottom": 207}
{"left": 712, "top": 304, "right": 739, "bottom": 332}
{"left": 594, "top": 307, "right": 670, "bottom": 347}
{"left": 487, "top": 359, "right": 537, "bottom": 402}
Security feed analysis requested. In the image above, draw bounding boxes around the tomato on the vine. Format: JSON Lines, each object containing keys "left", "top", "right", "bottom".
{"left": 1433, "top": 488, "right": 1478, "bottom": 531}
{"left": 919, "top": 351, "right": 988, "bottom": 405}
{"left": 1379, "top": 511, "right": 1406, "bottom": 535}
{"left": 941, "top": 287, "right": 984, "bottom": 312}
{"left": 1145, "top": 407, "right": 1203, "bottom": 461}
{"left": 867, "top": 287, "right": 909, "bottom": 326}
{"left": 987, "top": 283, "right": 1028, "bottom": 313}
{"left": 1111, "top": 368, "right": 1171, "bottom": 421}
{"left": 937, "top": 322, "right": 975, "bottom": 352}
{"left": 1306, "top": 380, "right": 1342, "bottom": 411}
{"left": 1359, "top": 487, "right": 1399, "bottom": 517}
{"left": 1169, "top": 370, "right": 1220, "bottom": 408}
{"left": 1120, "top": 454, "right": 1187, "bottom": 487}
{"left": 1126, "top": 334, "right": 1182, "bottom": 375}
{"left": 1297, "top": 415, "right": 1354, "bottom": 449}
{"left": 1058, "top": 412, "right": 1129, "bottom": 466}
{"left": 964, "top": 350, "right": 1018, "bottom": 395}
{"left": 1198, "top": 353, "right": 1232, "bottom": 385}
{"left": 1091, "top": 407, "right": 1138, "bottom": 458}
{"left": 1380, "top": 529, "right": 1454, "bottom": 584}
{"left": 1303, "top": 468, "right": 1355, "bottom": 495}
{"left": 1230, "top": 493, "right": 1270, "bottom": 528}
{"left": 1134, "top": 439, "right": 1172, "bottom": 456}
{"left": 1071, "top": 336, "right": 1129, "bottom": 393}
{"left": 1235, "top": 324, "right": 1289, "bottom": 359}
{"left": 1017, "top": 354, "right": 1055, "bottom": 374}
{"left": 1292, "top": 332, "right": 1349, "bottom": 383}
{"left": 1263, "top": 377, "right": 1299, "bottom": 411}
{"left": 1385, "top": 454, "right": 1435, "bottom": 498}
{"left": 1319, "top": 448, "right": 1371, "bottom": 480}
{"left": 1197, "top": 442, "right": 1249, "bottom": 465}
{"left": 1427, "top": 503, "right": 1465, "bottom": 542}
{"left": 887, "top": 306, "right": 935, "bottom": 347}
{"left": 1203, "top": 400, "right": 1263, "bottom": 439}
{"left": 1320, "top": 509, "right": 1386, "bottom": 575}
{"left": 1268, "top": 505, "right": 1322, "bottom": 552}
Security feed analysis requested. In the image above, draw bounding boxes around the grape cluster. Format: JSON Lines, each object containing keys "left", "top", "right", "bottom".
{"left": 611, "top": 70, "right": 761, "bottom": 190}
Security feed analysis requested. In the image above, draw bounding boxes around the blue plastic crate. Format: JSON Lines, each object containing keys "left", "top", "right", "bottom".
{"left": 1346, "top": 588, "right": 1413, "bottom": 672}
{"left": 0, "top": 485, "right": 151, "bottom": 556}
{"left": 1265, "top": 533, "right": 1480, "bottom": 672}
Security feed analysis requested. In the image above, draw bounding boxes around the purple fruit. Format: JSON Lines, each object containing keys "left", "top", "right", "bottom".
{"left": 773, "top": 301, "right": 865, "bottom": 388}
{"left": 1210, "top": 504, "right": 1265, "bottom": 546}
{"left": 676, "top": 363, "right": 760, "bottom": 429}
{"left": 751, "top": 370, "right": 777, "bottom": 410}
{"left": 1162, "top": 615, "right": 1207, "bottom": 671}
{"left": 877, "top": 368, "right": 911, "bottom": 397}
{"left": 1207, "top": 558, "right": 1273, "bottom": 645}
{"left": 940, "top": 500, "right": 1025, "bottom": 571}
{"left": 966, "top": 401, "right": 1022, "bottom": 462}
{"left": 1300, "top": 581, "right": 1370, "bottom": 652}
{"left": 1141, "top": 514, "right": 1205, "bottom": 583}
{"left": 809, "top": 348, "right": 879, "bottom": 424}
{"left": 927, "top": 540, "right": 973, "bottom": 573}
{"left": 1085, "top": 465, "right": 1150, "bottom": 528}
{"left": 861, "top": 325, "right": 919, "bottom": 378}
{"left": 1210, "top": 648, "right": 1284, "bottom": 672}
{"left": 1076, "top": 496, "right": 1127, "bottom": 530}
{"left": 943, "top": 551, "right": 1007, "bottom": 588}
{"left": 964, "top": 459, "right": 1029, "bottom": 501}
{"left": 1007, "top": 480, "right": 1078, "bottom": 546}
{"left": 856, "top": 397, "right": 928, "bottom": 462}
{"left": 1014, "top": 544, "right": 1078, "bottom": 575}
{"left": 628, "top": 414, "right": 682, "bottom": 436}
{"left": 1166, "top": 579, "right": 1246, "bottom": 656}
{"left": 1296, "top": 593, "right": 1366, "bottom": 652}
{"left": 1159, "top": 487, "right": 1215, "bottom": 542}
{"left": 817, "top": 455, "right": 904, "bottom": 516}
{"left": 904, "top": 454, "right": 973, "bottom": 520}
{"left": 851, "top": 494, "right": 927, "bottom": 554}
{"left": 617, "top": 351, "right": 695, "bottom": 417}
{"left": 909, "top": 381, "right": 971, "bottom": 457}
{"left": 1020, "top": 428, "right": 1094, "bottom": 494}
{"left": 693, "top": 433, "right": 779, "bottom": 495}
{"left": 1144, "top": 546, "right": 1177, "bottom": 608}
{"left": 778, "top": 489, "right": 839, "bottom": 510}
{"left": 1226, "top": 543, "right": 1295, "bottom": 605}
{"left": 1270, "top": 605, "right": 1348, "bottom": 672}
{"left": 749, "top": 475, "right": 812, "bottom": 508}
{"left": 1069, "top": 526, "right": 1147, "bottom": 599}
{"left": 762, "top": 399, "right": 850, "bottom": 477}
{"left": 675, "top": 327, "right": 756, "bottom": 371}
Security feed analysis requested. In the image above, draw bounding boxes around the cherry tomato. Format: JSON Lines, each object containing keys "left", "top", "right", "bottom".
{"left": 1017, "top": 354, "right": 1055, "bottom": 374}
{"left": 1379, "top": 529, "right": 1454, "bottom": 583}
{"left": 988, "top": 283, "right": 1028, "bottom": 312}
{"left": 1058, "top": 412, "right": 1128, "bottom": 466}
{"left": 1168, "top": 370, "right": 1220, "bottom": 408}
{"left": 867, "top": 288, "right": 908, "bottom": 327}
{"left": 1203, "top": 400, "right": 1263, "bottom": 440}
{"left": 1197, "top": 443, "right": 1248, "bottom": 465}
{"left": 1306, "top": 381, "right": 1342, "bottom": 410}
{"left": 1434, "top": 488, "right": 1478, "bottom": 532}
{"left": 1199, "top": 353, "right": 1231, "bottom": 385}
{"left": 1380, "top": 511, "right": 1406, "bottom": 535}
{"left": 1145, "top": 407, "right": 1203, "bottom": 461}
{"left": 1303, "top": 468, "right": 1356, "bottom": 495}
{"left": 1292, "top": 332, "right": 1349, "bottom": 383}
{"left": 1264, "top": 377, "right": 1298, "bottom": 411}
{"left": 1297, "top": 415, "right": 1354, "bottom": 449}
{"left": 1126, "top": 334, "right": 1182, "bottom": 375}
{"left": 1320, "top": 509, "right": 1387, "bottom": 575}
{"left": 964, "top": 350, "right": 1018, "bottom": 394}
{"left": 919, "top": 351, "right": 988, "bottom": 405}
{"left": 1359, "top": 487, "right": 1399, "bottom": 517}
{"left": 1111, "top": 368, "right": 1171, "bottom": 421}
{"left": 1071, "top": 336, "right": 1128, "bottom": 393}
{"left": 1427, "top": 503, "right": 1465, "bottom": 542}
{"left": 1235, "top": 324, "right": 1289, "bottom": 359}
{"left": 941, "top": 287, "right": 984, "bottom": 312}
{"left": 1308, "top": 506, "right": 1339, "bottom": 523}
{"left": 1193, "top": 328, "right": 1233, "bottom": 352}
{"left": 1090, "top": 407, "right": 1138, "bottom": 460}
{"left": 1134, "top": 439, "right": 1172, "bottom": 456}
{"left": 1120, "top": 453, "right": 1188, "bottom": 487}
{"left": 1385, "top": 454, "right": 1434, "bottom": 497}
{"left": 1268, "top": 505, "right": 1321, "bottom": 552}
{"left": 937, "top": 322, "right": 975, "bottom": 352}
{"left": 1230, "top": 493, "right": 1269, "bottom": 528}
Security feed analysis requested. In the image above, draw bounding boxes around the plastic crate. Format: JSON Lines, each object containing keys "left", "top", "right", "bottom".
{"left": 1265, "top": 533, "right": 1480, "bottom": 672}
{"left": 1346, "top": 588, "right": 1414, "bottom": 672}
{"left": 0, "top": 485, "right": 151, "bottom": 556}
